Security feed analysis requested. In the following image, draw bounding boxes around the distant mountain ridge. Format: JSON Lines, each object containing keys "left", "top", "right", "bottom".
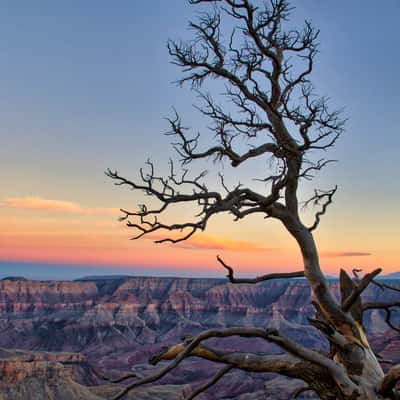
{"left": 380, "top": 272, "right": 400, "bottom": 279}
{"left": 0, "top": 276, "right": 28, "bottom": 281}
{"left": 76, "top": 274, "right": 136, "bottom": 281}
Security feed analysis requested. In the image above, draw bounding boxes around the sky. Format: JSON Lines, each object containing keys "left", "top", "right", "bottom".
{"left": 1, "top": 0, "right": 400, "bottom": 280}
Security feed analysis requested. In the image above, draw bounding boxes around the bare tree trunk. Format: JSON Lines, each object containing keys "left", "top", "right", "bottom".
{"left": 293, "top": 223, "right": 388, "bottom": 399}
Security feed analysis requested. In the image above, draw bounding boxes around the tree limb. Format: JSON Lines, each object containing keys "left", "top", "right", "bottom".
{"left": 216, "top": 255, "right": 304, "bottom": 283}
{"left": 362, "top": 301, "right": 400, "bottom": 333}
{"left": 342, "top": 268, "right": 382, "bottom": 312}
{"left": 111, "top": 326, "right": 357, "bottom": 399}
{"left": 167, "top": 110, "right": 278, "bottom": 167}
{"left": 379, "top": 364, "right": 400, "bottom": 398}
{"left": 372, "top": 279, "right": 400, "bottom": 293}
{"left": 110, "top": 327, "right": 288, "bottom": 400}
{"left": 339, "top": 269, "right": 363, "bottom": 325}
{"left": 106, "top": 163, "right": 277, "bottom": 243}
{"left": 304, "top": 186, "right": 337, "bottom": 232}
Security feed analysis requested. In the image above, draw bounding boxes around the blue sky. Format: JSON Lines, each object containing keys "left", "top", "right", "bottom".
{"left": 1, "top": 1, "right": 399, "bottom": 199}
{"left": 1, "top": 1, "right": 400, "bottom": 279}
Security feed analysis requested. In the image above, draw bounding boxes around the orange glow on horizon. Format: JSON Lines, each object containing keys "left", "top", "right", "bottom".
{"left": 1, "top": 196, "right": 399, "bottom": 277}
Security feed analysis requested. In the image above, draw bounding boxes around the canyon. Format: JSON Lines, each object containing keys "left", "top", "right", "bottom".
{"left": 0, "top": 276, "right": 399, "bottom": 399}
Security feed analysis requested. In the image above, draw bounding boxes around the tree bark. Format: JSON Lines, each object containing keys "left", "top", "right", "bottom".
{"left": 288, "top": 220, "right": 388, "bottom": 399}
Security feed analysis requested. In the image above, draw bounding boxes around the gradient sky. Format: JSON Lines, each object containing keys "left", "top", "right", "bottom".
{"left": 1, "top": 1, "right": 400, "bottom": 279}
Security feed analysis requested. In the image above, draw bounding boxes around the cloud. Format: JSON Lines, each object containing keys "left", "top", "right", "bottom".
{"left": 170, "top": 234, "right": 270, "bottom": 252}
{"left": 84, "top": 207, "right": 120, "bottom": 216}
{"left": 94, "top": 220, "right": 121, "bottom": 228}
{"left": 2, "top": 197, "right": 119, "bottom": 216}
{"left": 321, "top": 251, "right": 372, "bottom": 258}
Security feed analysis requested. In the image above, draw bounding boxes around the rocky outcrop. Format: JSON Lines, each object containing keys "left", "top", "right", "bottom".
{"left": 0, "top": 349, "right": 102, "bottom": 400}
{"left": 0, "top": 348, "right": 189, "bottom": 400}
{"left": 0, "top": 350, "right": 85, "bottom": 383}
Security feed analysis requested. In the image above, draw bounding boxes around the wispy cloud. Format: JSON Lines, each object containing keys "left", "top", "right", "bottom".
{"left": 94, "top": 220, "right": 121, "bottom": 228}
{"left": 321, "top": 251, "right": 372, "bottom": 258}
{"left": 2, "top": 197, "right": 119, "bottom": 216}
{"left": 171, "top": 234, "right": 270, "bottom": 252}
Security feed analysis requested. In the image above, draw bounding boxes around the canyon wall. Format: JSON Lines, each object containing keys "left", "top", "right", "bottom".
{"left": 0, "top": 276, "right": 399, "bottom": 399}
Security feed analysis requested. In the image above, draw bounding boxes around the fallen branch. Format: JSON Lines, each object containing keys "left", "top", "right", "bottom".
{"left": 111, "top": 326, "right": 356, "bottom": 399}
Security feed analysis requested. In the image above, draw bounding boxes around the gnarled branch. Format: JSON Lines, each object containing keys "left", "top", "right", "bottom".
{"left": 111, "top": 326, "right": 357, "bottom": 399}
{"left": 379, "top": 364, "right": 400, "bottom": 398}
{"left": 304, "top": 186, "right": 337, "bottom": 232}
{"left": 106, "top": 162, "right": 278, "bottom": 243}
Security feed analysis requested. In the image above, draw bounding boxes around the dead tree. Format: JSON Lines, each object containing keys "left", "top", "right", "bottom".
{"left": 107, "top": 1, "right": 400, "bottom": 399}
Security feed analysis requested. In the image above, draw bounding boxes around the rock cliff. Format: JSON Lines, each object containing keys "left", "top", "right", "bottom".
{"left": 0, "top": 348, "right": 188, "bottom": 400}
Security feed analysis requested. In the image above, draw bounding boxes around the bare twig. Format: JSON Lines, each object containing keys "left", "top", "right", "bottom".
{"left": 372, "top": 279, "right": 400, "bottom": 293}
{"left": 217, "top": 255, "right": 304, "bottom": 283}
{"left": 305, "top": 186, "right": 337, "bottom": 232}
{"left": 362, "top": 301, "right": 400, "bottom": 333}
{"left": 354, "top": 268, "right": 400, "bottom": 293}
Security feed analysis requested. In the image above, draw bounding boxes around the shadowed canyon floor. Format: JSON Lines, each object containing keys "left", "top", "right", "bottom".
{"left": 0, "top": 276, "right": 399, "bottom": 399}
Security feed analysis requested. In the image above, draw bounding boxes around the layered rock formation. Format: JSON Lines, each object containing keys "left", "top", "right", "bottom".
{"left": 0, "top": 276, "right": 399, "bottom": 399}
{"left": 0, "top": 349, "right": 102, "bottom": 400}
{"left": 0, "top": 348, "right": 189, "bottom": 400}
